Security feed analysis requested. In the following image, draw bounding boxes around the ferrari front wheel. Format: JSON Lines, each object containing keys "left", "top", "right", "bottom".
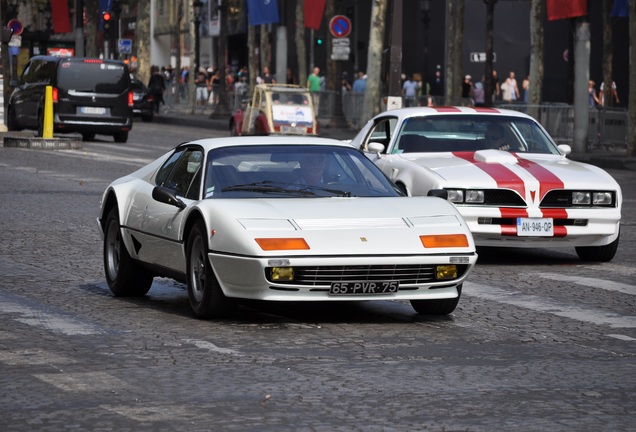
{"left": 103, "top": 207, "right": 153, "bottom": 297}
{"left": 186, "top": 222, "right": 236, "bottom": 319}
{"left": 410, "top": 285, "right": 462, "bottom": 315}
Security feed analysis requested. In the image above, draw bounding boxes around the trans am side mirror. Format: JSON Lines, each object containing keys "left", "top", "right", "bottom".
{"left": 427, "top": 189, "right": 449, "bottom": 200}
{"left": 368, "top": 142, "right": 385, "bottom": 156}
{"left": 152, "top": 186, "right": 186, "bottom": 210}
{"left": 557, "top": 144, "right": 571, "bottom": 156}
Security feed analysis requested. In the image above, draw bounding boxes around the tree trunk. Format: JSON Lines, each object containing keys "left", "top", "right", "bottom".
{"left": 85, "top": 0, "right": 100, "bottom": 58}
{"left": 248, "top": 23, "right": 258, "bottom": 90}
{"left": 326, "top": 0, "right": 336, "bottom": 92}
{"left": 628, "top": 0, "right": 636, "bottom": 156}
{"left": 528, "top": 0, "right": 544, "bottom": 116}
{"left": 362, "top": 0, "right": 387, "bottom": 121}
{"left": 295, "top": 0, "right": 307, "bottom": 87}
{"left": 135, "top": 0, "right": 151, "bottom": 85}
{"left": 601, "top": 0, "right": 613, "bottom": 107}
{"left": 173, "top": 0, "right": 183, "bottom": 104}
{"left": 444, "top": 1, "right": 456, "bottom": 102}
{"left": 453, "top": 0, "right": 464, "bottom": 103}
{"left": 484, "top": 0, "right": 496, "bottom": 107}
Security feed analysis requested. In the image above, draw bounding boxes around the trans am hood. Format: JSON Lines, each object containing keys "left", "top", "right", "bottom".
{"left": 404, "top": 150, "right": 620, "bottom": 197}
{"left": 197, "top": 196, "right": 476, "bottom": 256}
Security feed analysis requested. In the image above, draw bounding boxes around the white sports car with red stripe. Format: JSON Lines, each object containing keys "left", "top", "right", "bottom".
{"left": 351, "top": 107, "right": 622, "bottom": 262}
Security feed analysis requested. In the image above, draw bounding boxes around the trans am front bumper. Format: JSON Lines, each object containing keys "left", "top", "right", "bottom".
{"left": 457, "top": 205, "right": 621, "bottom": 248}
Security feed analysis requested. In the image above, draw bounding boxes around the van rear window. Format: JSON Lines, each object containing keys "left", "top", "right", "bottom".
{"left": 57, "top": 61, "right": 129, "bottom": 93}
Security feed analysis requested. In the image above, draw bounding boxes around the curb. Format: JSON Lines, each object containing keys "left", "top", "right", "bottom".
{"left": 3, "top": 135, "right": 83, "bottom": 150}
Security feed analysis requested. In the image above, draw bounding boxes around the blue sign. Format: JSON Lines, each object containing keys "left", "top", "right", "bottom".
{"left": 118, "top": 39, "right": 132, "bottom": 54}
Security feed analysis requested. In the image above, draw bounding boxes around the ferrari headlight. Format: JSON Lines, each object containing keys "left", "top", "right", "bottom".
{"left": 447, "top": 189, "right": 464, "bottom": 203}
{"left": 593, "top": 192, "right": 613, "bottom": 205}
{"left": 572, "top": 191, "right": 591, "bottom": 205}
{"left": 271, "top": 267, "right": 294, "bottom": 281}
{"left": 436, "top": 265, "right": 458, "bottom": 280}
{"left": 465, "top": 190, "right": 485, "bottom": 203}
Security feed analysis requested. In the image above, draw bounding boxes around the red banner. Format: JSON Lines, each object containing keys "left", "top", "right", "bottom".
{"left": 305, "top": 0, "right": 326, "bottom": 30}
{"left": 546, "top": 0, "right": 588, "bottom": 21}
{"left": 51, "top": 0, "right": 72, "bottom": 33}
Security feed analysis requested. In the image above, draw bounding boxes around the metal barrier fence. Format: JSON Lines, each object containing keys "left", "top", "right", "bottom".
{"left": 499, "top": 103, "right": 628, "bottom": 152}
{"left": 223, "top": 88, "right": 626, "bottom": 153}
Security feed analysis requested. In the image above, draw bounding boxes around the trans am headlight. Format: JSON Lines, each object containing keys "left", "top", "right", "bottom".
{"left": 447, "top": 189, "right": 464, "bottom": 203}
{"left": 572, "top": 191, "right": 591, "bottom": 205}
{"left": 593, "top": 192, "right": 613, "bottom": 205}
{"left": 465, "top": 190, "right": 485, "bottom": 203}
{"left": 446, "top": 189, "right": 484, "bottom": 204}
{"left": 571, "top": 191, "right": 614, "bottom": 207}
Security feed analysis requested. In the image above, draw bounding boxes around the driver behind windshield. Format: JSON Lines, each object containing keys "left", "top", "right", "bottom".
{"left": 297, "top": 153, "right": 326, "bottom": 185}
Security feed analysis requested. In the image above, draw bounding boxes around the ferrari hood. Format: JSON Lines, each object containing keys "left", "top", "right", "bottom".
{"left": 198, "top": 196, "right": 476, "bottom": 256}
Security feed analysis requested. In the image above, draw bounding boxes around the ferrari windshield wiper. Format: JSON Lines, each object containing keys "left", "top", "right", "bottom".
{"left": 221, "top": 181, "right": 317, "bottom": 196}
{"left": 222, "top": 180, "right": 352, "bottom": 197}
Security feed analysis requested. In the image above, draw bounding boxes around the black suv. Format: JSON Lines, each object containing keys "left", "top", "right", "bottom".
{"left": 7, "top": 56, "right": 133, "bottom": 143}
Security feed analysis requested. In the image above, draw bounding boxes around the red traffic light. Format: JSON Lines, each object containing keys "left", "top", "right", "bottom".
{"left": 102, "top": 11, "right": 112, "bottom": 22}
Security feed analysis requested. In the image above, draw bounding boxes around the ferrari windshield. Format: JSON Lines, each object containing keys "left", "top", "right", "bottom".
{"left": 394, "top": 115, "right": 560, "bottom": 154}
{"left": 204, "top": 145, "right": 402, "bottom": 199}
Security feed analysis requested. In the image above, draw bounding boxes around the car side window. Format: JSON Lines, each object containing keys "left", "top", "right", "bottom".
{"left": 161, "top": 149, "right": 204, "bottom": 199}
{"left": 366, "top": 118, "right": 396, "bottom": 153}
{"left": 156, "top": 149, "right": 186, "bottom": 187}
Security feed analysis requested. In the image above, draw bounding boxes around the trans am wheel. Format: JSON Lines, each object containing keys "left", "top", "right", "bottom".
{"left": 410, "top": 285, "right": 462, "bottom": 315}
{"left": 186, "top": 222, "right": 236, "bottom": 319}
{"left": 103, "top": 207, "right": 153, "bottom": 297}
{"left": 575, "top": 233, "right": 619, "bottom": 262}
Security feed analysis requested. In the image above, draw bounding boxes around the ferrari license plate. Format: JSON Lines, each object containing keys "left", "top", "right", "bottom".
{"left": 80, "top": 106, "right": 107, "bottom": 115}
{"left": 517, "top": 218, "right": 554, "bottom": 236}
{"left": 330, "top": 281, "right": 399, "bottom": 295}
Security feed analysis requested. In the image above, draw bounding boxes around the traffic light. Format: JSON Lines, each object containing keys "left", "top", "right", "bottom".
{"left": 102, "top": 10, "right": 112, "bottom": 37}
{"left": 315, "top": 37, "right": 324, "bottom": 47}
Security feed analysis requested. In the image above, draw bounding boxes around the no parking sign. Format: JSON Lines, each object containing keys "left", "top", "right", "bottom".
{"left": 329, "top": 15, "right": 351, "bottom": 38}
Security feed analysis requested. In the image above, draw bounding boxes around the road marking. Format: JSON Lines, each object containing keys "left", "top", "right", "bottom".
{"left": 182, "top": 338, "right": 240, "bottom": 355}
{"left": 35, "top": 371, "right": 127, "bottom": 391}
{"left": 530, "top": 272, "right": 636, "bottom": 295}
{"left": 0, "top": 349, "right": 77, "bottom": 366}
{"left": 464, "top": 282, "right": 636, "bottom": 328}
{"left": 607, "top": 334, "right": 636, "bottom": 341}
{"left": 0, "top": 299, "right": 102, "bottom": 336}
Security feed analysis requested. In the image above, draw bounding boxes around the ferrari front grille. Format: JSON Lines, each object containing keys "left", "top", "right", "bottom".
{"left": 266, "top": 264, "right": 469, "bottom": 286}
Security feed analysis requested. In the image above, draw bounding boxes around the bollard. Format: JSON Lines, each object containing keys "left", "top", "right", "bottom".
{"left": 42, "top": 86, "right": 54, "bottom": 138}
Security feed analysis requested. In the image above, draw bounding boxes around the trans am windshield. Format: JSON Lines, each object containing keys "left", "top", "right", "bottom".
{"left": 204, "top": 145, "right": 402, "bottom": 199}
{"left": 394, "top": 115, "right": 560, "bottom": 154}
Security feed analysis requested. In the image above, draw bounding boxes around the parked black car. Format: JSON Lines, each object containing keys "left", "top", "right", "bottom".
{"left": 7, "top": 56, "right": 133, "bottom": 143}
{"left": 131, "top": 79, "right": 154, "bottom": 122}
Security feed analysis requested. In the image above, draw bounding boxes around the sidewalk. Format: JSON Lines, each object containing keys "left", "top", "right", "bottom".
{"left": 156, "top": 100, "right": 636, "bottom": 171}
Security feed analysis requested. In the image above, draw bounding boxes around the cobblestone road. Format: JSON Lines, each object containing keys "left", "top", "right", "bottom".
{"left": 0, "top": 122, "right": 634, "bottom": 431}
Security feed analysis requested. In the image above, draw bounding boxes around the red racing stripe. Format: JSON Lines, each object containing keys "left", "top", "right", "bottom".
{"left": 453, "top": 151, "right": 527, "bottom": 199}
{"left": 515, "top": 156, "right": 565, "bottom": 201}
{"left": 431, "top": 107, "right": 462, "bottom": 113}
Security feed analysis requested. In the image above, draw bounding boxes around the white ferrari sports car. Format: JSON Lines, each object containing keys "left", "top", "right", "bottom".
{"left": 350, "top": 107, "right": 622, "bottom": 262}
{"left": 97, "top": 137, "right": 477, "bottom": 319}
